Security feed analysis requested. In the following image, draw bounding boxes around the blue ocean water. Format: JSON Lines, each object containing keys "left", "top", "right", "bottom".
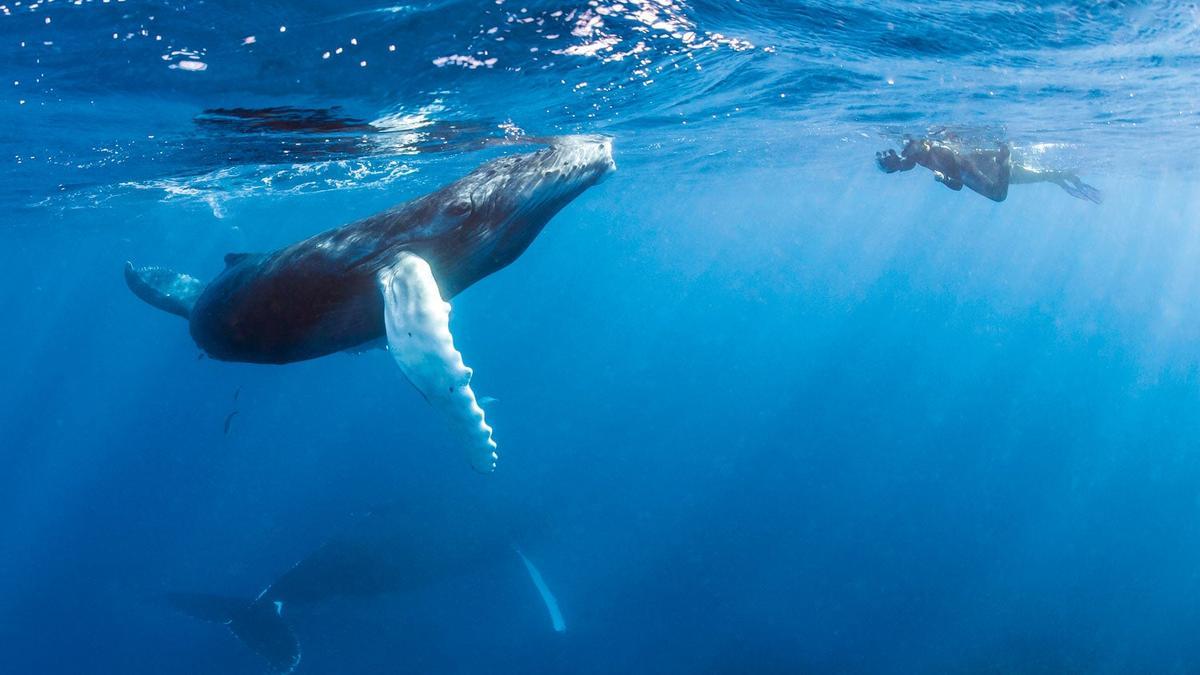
{"left": 4, "top": 1, "right": 1200, "bottom": 673}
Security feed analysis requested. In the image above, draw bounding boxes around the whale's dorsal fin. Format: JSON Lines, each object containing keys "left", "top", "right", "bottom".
{"left": 224, "top": 252, "right": 253, "bottom": 267}
{"left": 378, "top": 252, "right": 498, "bottom": 473}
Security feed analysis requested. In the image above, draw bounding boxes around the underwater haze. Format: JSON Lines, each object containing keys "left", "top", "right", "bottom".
{"left": 5, "top": 1, "right": 1200, "bottom": 673}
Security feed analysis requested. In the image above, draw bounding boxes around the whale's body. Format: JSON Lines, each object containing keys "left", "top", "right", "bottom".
{"left": 169, "top": 496, "right": 565, "bottom": 673}
{"left": 127, "top": 136, "right": 615, "bottom": 470}
{"left": 188, "top": 137, "right": 615, "bottom": 364}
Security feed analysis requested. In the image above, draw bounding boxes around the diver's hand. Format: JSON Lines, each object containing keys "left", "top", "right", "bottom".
{"left": 875, "top": 149, "right": 903, "bottom": 173}
{"left": 932, "top": 170, "right": 963, "bottom": 191}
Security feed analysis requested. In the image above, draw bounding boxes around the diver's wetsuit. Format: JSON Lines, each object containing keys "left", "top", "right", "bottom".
{"left": 876, "top": 138, "right": 1102, "bottom": 204}
{"left": 877, "top": 139, "right": 1011, "bottom": 201}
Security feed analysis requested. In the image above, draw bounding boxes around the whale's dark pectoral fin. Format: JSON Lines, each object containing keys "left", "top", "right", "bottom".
{"left": 124, "top": 262, "right": 205, "bottom": 319}
{"left": 378, "top": 253, "right": 498, "bottom": 473}
{"left": 168, "top": 592, "right": 301, "bottom": 674}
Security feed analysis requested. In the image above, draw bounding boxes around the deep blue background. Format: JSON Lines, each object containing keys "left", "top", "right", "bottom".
{"left": 6, "top": 164, "right": 1200, "bottom": 673}
{"left": 5, "top": 1, "right": 1200, "bottom": 673}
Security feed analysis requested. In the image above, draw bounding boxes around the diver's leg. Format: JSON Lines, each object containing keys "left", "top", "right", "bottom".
{"left": 1009, "top": 164, "right": 1052, "bottom": 185}
{"left": 1011, "top": 166, "right": 1103, "bottom": 203}
{"left": 994, "top": 144, "right": 1011, "bottom": 201}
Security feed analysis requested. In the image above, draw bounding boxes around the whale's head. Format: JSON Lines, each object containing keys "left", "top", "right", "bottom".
{"left": 479, "top": 133, "right": 616, "bottom": 203}
{"left": 457, "top": 134, "right": 615, "bottom": 241}
{"left": 413, "top": 134, "right": 616, "bottom": 294}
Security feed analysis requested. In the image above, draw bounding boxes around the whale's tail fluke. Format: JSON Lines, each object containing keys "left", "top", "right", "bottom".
{"left": 168, "top": 592, "right": 301, "bottom": 674}
{"left": 124, "top": 262, "right": 205, "bottom": 319}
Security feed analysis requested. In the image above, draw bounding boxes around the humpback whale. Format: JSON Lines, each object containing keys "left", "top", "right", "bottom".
{"left": 168, "top": 498, "right": 565, "bottom": 673}
{"left": 126, "top": 135, "right": 615, "bottom": 472}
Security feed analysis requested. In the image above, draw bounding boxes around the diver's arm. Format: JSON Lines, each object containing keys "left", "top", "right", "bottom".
{"left": 933, "top": 170, "right": 963, "bottom": 191}
{"left": 877, "top": 148, "right": 918, "bottom": 172}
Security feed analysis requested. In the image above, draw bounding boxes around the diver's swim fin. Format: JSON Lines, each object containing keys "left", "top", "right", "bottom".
{"left": 168, "top": 592, "right": 301, "bottom": 674}
{"left": 124, "top": 262, "right": 205, "bottom": 319}
{"left": 1059, "top": 177, "right": 1104, "bottom": 204}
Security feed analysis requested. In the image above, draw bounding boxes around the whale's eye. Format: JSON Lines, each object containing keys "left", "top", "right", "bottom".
{"left": 446, "top": 199, "right": 472, "bottom": 218}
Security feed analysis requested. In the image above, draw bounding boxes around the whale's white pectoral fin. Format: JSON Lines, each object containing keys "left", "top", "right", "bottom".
{"left": 379, "top": 253, "right": 498, "bottom": 473}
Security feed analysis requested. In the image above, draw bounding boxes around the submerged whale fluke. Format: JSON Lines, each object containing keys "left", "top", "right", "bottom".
{"left": 169, "top": 493, "right": 570, "bottom": 671}
{"left": 168, "top": 592, "right": 300, "bottom": 674}
{"left": 124, "top": 262, "right": 205, "bottom": 319}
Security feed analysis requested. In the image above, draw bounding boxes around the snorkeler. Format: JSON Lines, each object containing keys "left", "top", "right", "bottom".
{"left": 876, "top": 137, "right": 1102, "bottom": 204}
